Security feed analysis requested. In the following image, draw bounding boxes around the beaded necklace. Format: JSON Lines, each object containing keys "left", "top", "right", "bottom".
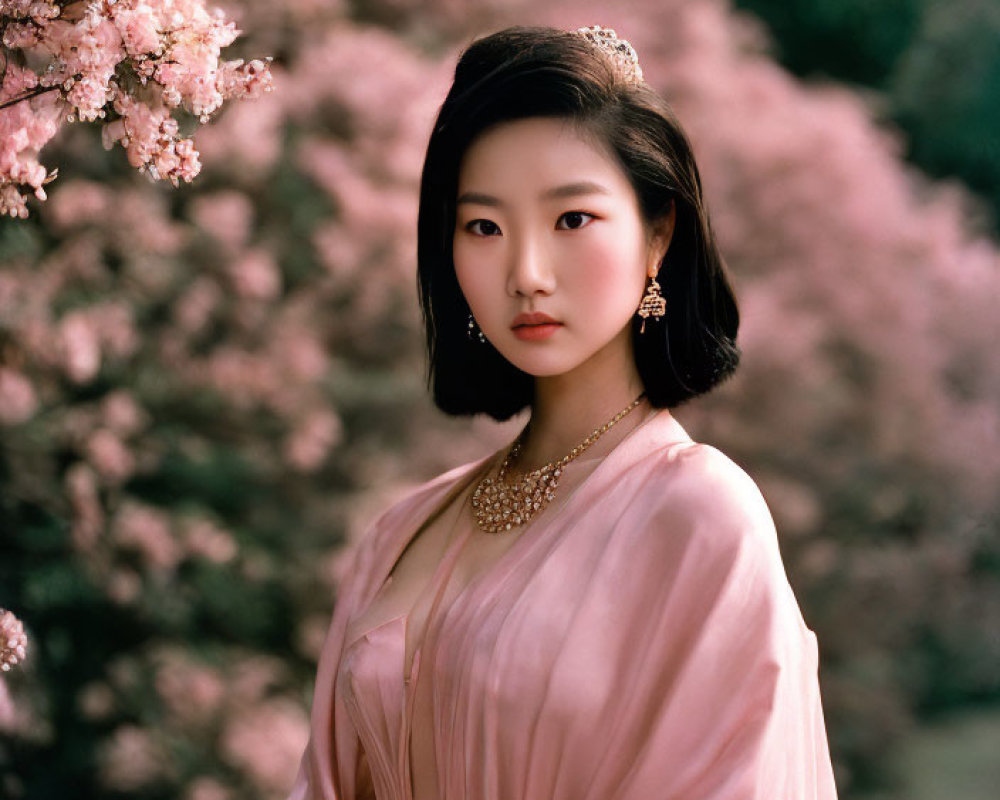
{"left": 471, "top": 395, "right": 644, "bottom": 533}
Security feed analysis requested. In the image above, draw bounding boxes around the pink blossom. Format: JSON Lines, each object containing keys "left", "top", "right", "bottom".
{"left": 111, "top": 502, "right": 180, "bottom": 572}
{"left": 153, "top": 650, "right": 225, "bottom": 726}
{"left": 217, "top": 58, "right": 274, "bottom": 100}
{"left": 194, "top": 83, "right": 283, "bottom": 172}
{"left": 189, "top": 190, "right": 254, "bottom": 251}
{"left": 219, "top": 698, "right": 309, "bottom": 790}
{"left": 284, "top": 407, "right": 342, "bottom": 472}
{"left": 228, "top": 247, "right": 281, "bottom": 299}
{"left": 296, "top": 615, "right": 332, "bottom": 660}
{"left": 59, "top": 312, "right": 102, "bottom": 383}
{"left": 85, "top": 428, "right": 136, "bottom": 484}
{"left": 0, "top": 59, "right": 39, "bottom": 101}
{"left": 107, "top": 188, "right": 186, "bottom": 254}
{"left": 0, "top": 367, "right": 38, "bottom": 425}
{"left": 2, "top": 19, "right": 41, "bottom": 49}
{"left": 94, "top": 303, "right": 139, "bottom": 360}
{"left": 101, "top": 390, "right": 148, "bottom": 436}
{"left": 199, "top": 347, "right": 275, "bottom": 408}
{"left": 1, "top": 0, "right": 271, "bottom": 213}
{"left": 0, "top": 610, "right": 28, "bottom": 672}
{"left": 98, "top": 725, "right": 166, "bottom": 791}
{"left": 46, "top": 179, "right": 110, "bottom": 228}
{"left": 268, "top": 325, "right": 327, "bottom": 383}
{"left": 313, "top": 221, "right": 367, "bottom": 278}
{"left": 173, "top": 276, "right": 222, "bottom": 334}
{"left": 180, "top": 517, "right": 238, "bottom": 564}
{"left": 55, "top": 303, "right": 138, "bottom": 380}
{"left": 0, "top": 62, "right": 63, "bottom": 217}
{"left": 112, "top": 5, "right": 161, "bottom": 57}
{"left": 184, "top": 777, "right": 234, "bottom": 800}
{"left": 227, "top": 656, "right": 285, "bottom": 705}
{"left": 66, "top": 75, "right": 112, "bottom": 122}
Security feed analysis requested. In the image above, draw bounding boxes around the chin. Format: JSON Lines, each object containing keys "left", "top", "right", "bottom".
{"left": 494, "top": 349, "right": 580, "bottom": 378}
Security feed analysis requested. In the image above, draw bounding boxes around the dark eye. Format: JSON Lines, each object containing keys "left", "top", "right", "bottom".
{"left": 557, "top": 211, "right": 594, "bottom": 230}
{"left": 466, "top": 219, "right": 501, "bottom": 236}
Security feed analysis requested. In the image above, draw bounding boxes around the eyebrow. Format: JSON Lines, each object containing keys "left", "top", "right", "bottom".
{"left": 456, "top": 181, "right": 612, "bottom": 207}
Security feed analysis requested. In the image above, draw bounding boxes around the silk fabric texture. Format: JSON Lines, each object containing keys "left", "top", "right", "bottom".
{"left": 288, "top": 410, "right": 839, "bottom": 799}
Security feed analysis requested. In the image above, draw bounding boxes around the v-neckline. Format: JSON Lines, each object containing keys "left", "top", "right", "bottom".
{"left": 362, "top": 405, "right": 681, "bottom": 659}
{"left": 344, "top": 406, "right": 690, "bottom": 800}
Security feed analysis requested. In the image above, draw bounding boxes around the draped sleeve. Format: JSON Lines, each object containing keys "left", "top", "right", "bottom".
{"left": 572, "top": 442, "right": 837, "bottom": 799}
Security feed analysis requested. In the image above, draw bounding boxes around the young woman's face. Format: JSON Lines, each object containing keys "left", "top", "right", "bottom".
{"left": 453, "top": 117, "right": 672, "bottom": 382}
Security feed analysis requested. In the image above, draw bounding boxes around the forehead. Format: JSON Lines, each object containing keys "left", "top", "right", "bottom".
{"left": 457, "top": 117, "right": 627, "bottom": 192}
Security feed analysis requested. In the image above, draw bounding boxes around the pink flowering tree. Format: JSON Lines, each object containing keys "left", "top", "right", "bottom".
{"left": 1, "top": 1, "right": 998, "bottom": 798}
{"left": 0, "top": 0, "right": 273, "bottom": 218}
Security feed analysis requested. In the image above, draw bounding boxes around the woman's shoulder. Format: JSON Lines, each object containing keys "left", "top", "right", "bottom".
{"left": 359, "top": 452, "right": 495, "bottom": 544}
{"left": 621, "top": 437, "right": 801, "bottom": 617}
{"left": 641, "top": 436, "right": 767, "bottom": 508}
{"left": 620, "top": 411, "right": 765, "bottom": 515}
{"left": 628, "top": 437, "right": 777, "bottom": 557}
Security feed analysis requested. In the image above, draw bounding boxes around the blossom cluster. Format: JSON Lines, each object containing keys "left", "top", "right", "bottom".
{"left": 0, "top": 609, "right": 28, "bottom": 672}
{"left": 0, "top": 0, "right": 273, "bottom": 217}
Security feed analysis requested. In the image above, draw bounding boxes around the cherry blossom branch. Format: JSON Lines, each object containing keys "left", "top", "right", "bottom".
{"left": 0, "top": 0, "right": 274, "bottom": 218}
{"left": 0, "top": 79, "right": 60, "bottom": 109}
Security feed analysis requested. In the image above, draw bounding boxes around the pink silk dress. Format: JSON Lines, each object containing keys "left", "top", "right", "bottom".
{"left": 288, "top": 410, "right": 839, "bottom": 799}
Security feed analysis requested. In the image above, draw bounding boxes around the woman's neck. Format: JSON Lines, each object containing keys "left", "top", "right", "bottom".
{"left": 514, "top": 355, "right": 650, "bottom": 472}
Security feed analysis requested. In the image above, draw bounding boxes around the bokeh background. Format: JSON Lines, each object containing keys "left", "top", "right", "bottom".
{"left": 2, "top": 0, "right": 999, "bottom": 798}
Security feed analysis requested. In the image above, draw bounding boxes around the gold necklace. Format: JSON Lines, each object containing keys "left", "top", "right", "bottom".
{"left": 471, "top": 395, "right": 645, "bottom": 533}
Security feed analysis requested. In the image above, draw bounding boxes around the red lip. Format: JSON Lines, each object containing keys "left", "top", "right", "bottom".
{"left": 511, "top": 312, "right": 562, "bottom": 342}
{"left": 511, "top": 312, "right": 560, "bottom": 329}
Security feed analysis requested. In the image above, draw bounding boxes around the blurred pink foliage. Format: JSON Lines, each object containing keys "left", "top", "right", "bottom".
{"left": 98, "top": 724, "right": 168, "bottom": 790}
{"left": 219, "top": 697, "right": 310, "bottom": 791}
{"left": 2, "top": 0, "right": 999, "bottom": 797}
{"left": 0, "top": 365, "right": 36, "bottom": 423}
{"left": 0, "top": 0, "right": 273, "bottom": 217}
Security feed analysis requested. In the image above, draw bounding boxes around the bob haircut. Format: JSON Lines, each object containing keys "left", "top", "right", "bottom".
{"left": 417, "top": 25, "right": 740, "bottom": 421}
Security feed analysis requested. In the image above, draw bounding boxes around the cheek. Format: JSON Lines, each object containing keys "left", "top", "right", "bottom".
{"left": 453, "top": 242, "right": 496, "bottom": 311}
{"left": 569, "top": 236, "right": 646, "bottom": 308}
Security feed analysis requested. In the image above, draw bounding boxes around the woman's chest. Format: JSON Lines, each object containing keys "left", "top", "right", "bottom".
{"left": 344, "top": 493, "right": 525, "bottom": 676}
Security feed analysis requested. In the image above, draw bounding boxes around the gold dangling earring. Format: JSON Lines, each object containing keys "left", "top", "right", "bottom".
{"left": 637, "top": 274, "right": 666, "bottom": 333}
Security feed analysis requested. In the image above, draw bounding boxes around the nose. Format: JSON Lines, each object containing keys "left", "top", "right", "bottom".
{"left": 505, "top": 233, "right": 555, "bottom": 298}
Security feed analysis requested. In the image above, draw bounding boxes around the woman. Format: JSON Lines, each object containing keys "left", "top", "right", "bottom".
{"left": 290, "top": 25, "right": 838, "bottom": 800}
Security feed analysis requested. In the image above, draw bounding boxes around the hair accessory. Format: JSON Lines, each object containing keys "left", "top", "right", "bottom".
{"left": 467, "top": 313, "right": 487, "bottom": 343}
{"left": 0, "top": 609, "right": 28, "bottom": 672}
{"left": 472, "top": 395, "right": 644, "bottom": 533}
{"left": 637, "top": 275, "right": 666, "bottom": 333}
{"left": 575, "top": 25, "right": 644, "bottom": 84}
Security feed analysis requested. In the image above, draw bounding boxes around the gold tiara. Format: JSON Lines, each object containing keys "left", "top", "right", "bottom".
{"left": 575, "top": 25, "right": 644, "bottom": 84}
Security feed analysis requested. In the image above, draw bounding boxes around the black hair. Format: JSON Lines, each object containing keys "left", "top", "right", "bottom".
{"left": 417, "top": 25, "right": 740, "bottom": 420}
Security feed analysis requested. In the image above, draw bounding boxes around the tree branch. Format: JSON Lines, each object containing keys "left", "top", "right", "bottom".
{"left": 0, "top": 81, "right": 62, "bottom": 111}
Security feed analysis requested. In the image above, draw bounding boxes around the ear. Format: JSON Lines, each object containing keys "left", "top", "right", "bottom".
{"left": 645, "top": 199, "right": 676, "bottom": 278}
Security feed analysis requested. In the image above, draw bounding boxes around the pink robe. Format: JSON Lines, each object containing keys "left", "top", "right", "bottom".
{"left": 289, "top": 410, "right": 839, "bottom": 799}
